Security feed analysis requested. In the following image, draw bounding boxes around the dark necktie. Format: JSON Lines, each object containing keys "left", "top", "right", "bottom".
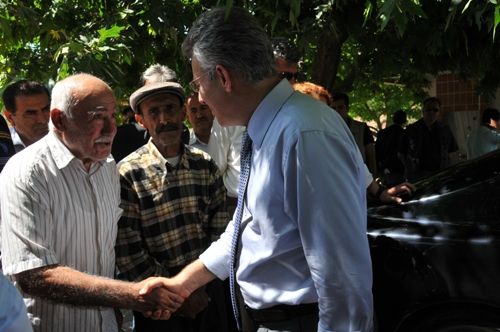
{"left": 229, "top": 130, "right": 252, "bottom": 330}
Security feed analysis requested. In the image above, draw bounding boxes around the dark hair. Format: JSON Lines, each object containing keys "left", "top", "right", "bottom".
{"left": 423, "top": 97, "right": 441, "bottom": 108}
{"left": 481, "top": 108, "right": 500, "bottom": 124}
{"left": 271, "top": 37, "right": 301, "bottom": 64}
{"left": 332, "top": 92, "right": 349, "bottom": 109}
{"left": 2, "top": 80, "right": 50, "bottom": 113}
{"left": 392, "top": 110, "right": 407, "bottom": 125}
{"left": 182, "top": 7, "right": 276, "bottom": 83}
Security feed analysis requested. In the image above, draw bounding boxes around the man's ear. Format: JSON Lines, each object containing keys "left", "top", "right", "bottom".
{"left": 50, "top": 108, "right": 65, "bottom": 131}
{"left": 135, "top": 113, "right": 146, "bottom": 128}
{"left": 215, "top": 64, "right": 232, "bottom": 93}
{"left": 4, "top": 109, "right": 15, "bottom": 126}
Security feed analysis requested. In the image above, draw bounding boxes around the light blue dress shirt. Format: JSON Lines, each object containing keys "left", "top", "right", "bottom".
{"left": 466, "top": 125, "right": 500, "bottom": 159}
{"left": 200, "top": 79, "right": 373, "bottom": 332}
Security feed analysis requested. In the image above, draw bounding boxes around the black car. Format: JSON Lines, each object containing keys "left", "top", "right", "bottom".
{"left": 368, "top": 150, "right": 500, "bottom": 332}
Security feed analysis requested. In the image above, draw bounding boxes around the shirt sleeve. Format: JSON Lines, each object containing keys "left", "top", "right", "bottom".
{"left": 284, "top": 130, "right": 373, "bottom": 332}
{"left": 115, "top": 170, "right": 170, "bottom": 281}
{"left": 199, "top": 220, "right": 234, "bottom": 280}
{"left": 0, "top": 163, "right": 59, "bottom": 275}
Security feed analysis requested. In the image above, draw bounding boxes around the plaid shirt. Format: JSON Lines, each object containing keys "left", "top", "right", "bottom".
{"left": 115, "top": 139, "right": 230, "bottom": 281}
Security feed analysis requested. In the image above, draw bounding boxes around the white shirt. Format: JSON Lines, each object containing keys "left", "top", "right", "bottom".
{"left": 200, "top": 80, "right": 373, "bottom": 332}
{"left": 0, "top": 131, "right": 122, "bottom": 332}
{"left": 0, "top": 270, "right": 32, "bottom": 332}
{"left": 189, "top": 119, "right": 244, "bottom": 197}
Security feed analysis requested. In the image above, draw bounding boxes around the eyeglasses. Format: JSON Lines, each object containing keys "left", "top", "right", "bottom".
{"left": 280, "top": 72, "right": 299, "bottom": 81}
{"left": 189, "top": 71, "right": 210, "bottom": 93}
{"left": 424, "top": 108, "right": 440, "bottom": 113}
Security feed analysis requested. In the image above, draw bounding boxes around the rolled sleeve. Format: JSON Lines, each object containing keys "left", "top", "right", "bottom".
{"left": 199, "top": 219, "right": 234, "bottom": 280}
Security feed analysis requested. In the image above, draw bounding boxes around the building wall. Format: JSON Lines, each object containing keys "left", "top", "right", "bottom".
{"left": 435, "top": 73, "right": 487, "bottom": 113}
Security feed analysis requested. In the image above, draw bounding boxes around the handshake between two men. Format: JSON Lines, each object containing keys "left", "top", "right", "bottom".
{"left": 137, "top": 259, "right": 215, "bottom": 320}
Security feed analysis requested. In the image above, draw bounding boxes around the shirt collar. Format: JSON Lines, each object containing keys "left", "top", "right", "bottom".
{"left": 189, "top": 129, "right": 207, "bottom": 147}
{"left": 147, "top": 138, "right": 190, "bottom": 171}
{"left": 47, "top": 131, "right": 113, "bottom": 171}
{"left": 9, "top": 126, "right": 26, "bottom": 148}
{"left": 247, "top": 79, "right": 295, "bottom": 149}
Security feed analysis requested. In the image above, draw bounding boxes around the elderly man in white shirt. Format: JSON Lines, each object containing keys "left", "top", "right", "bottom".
{"left": 0, "top": 73, "right": 185, "bottom": 332}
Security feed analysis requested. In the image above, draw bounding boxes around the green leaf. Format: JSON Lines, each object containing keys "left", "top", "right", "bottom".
{"left": 98, "top": 25, "right": 125, "bottom": 42}
{"left": 379, "top": 0, "right": 397, "bottom": 31}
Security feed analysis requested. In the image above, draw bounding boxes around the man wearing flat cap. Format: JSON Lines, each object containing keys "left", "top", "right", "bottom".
{"left": 115, "top": 81, "right": 231, "bottom": 332}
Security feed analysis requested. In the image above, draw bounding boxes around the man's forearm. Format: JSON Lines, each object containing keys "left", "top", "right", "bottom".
{"left": 16, "top": 265, "right": 184, "bottom": 312}
{"left": 175, "top": 259, "right": 217, "bottom": 294}
{"left": 138, "top": 259, "right": 217, "bottom": 299}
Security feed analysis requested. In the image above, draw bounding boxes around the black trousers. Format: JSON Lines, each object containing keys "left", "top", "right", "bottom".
{"left": 237, "top": 289, "right": 318, "bottom": 332}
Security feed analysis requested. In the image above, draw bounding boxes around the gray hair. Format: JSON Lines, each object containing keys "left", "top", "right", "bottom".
{"left": 50, "top": 75, "right": 82, "bottom": 120}
{"left": 142, "top": 64, "right": 178, "bottom": 85}
{"left": 182, "top": 7, "right": 276, "bottom": 83}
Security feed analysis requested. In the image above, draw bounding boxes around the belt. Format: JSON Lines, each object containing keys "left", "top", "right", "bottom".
{"left": 244, "top": 303, "right": 318, "bottom": 323}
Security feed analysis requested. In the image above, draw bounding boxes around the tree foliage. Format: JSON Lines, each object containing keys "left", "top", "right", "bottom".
{"left": 1, "top": 0, "right": 499, "bottom": 126}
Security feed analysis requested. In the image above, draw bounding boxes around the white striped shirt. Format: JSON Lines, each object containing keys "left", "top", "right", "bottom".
{"left": 0, "top": 131, "right": 122, "bottom": 332}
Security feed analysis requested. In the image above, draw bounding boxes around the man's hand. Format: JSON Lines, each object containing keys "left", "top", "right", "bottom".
{"left": 133, "top": 276, "right": 189, "bottom": 319}
{"left": 176, "top": 287, "right": 210, "bottom": 319}
{"left": 380, "top": 182, "right": 415, "bottom": 204}
{"left": 137, "top": 276, "right": 191, "bottom": 320}
{"left": 137, "top": 259, "right": 217, "bottom": 320}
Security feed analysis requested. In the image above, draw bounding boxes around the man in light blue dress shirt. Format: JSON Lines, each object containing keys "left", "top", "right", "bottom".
{"left": 140, "top": 7, "right": 373, "bottom": 332}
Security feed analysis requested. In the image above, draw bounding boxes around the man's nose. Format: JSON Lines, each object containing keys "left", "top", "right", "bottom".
{"left": 158, "top": 110, "right": 173, "bottom": 123}
{"left": 198, "top": 92, "right": 206, "bottom": 105}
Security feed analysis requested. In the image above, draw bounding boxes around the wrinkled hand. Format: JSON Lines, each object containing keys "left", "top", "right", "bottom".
{"left": 380, "top": 182, "right": 415, "bottom": 204}
{"left": 176, "top": 287, "right": 209, "bottom": 319}
{"left": 138, "top": 276, "right": 191, "bottom": 320}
